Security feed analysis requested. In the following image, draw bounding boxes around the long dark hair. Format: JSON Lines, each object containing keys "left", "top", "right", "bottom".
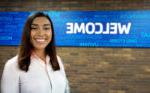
{"left": 18, "top": 12, "right": 60, "bottom": 72}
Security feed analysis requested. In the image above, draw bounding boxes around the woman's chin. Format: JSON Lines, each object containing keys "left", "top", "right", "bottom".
{"left": 33, "top": 44, "right": 47, "bottom": 50}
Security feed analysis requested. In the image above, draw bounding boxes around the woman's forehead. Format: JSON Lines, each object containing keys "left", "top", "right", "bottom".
{"left": 32, "top": 17, "right": 51, "bottom": 25}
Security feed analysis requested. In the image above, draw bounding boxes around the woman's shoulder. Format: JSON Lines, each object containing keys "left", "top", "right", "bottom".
{"left": 56, "top": 55, "right": 61, "bottom": 62}
{"left": 2, "top": 55, "right": 20, "bottom": 81}
{"left": 4, "top": 55, "right": 18, "bottom": 69}
{"left": 56, "top": 55, "right": 65, "bottom": 69}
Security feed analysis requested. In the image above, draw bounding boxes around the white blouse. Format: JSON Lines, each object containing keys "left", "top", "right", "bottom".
{"left": 1, "top": 54, "right": 70, "bottom": 93}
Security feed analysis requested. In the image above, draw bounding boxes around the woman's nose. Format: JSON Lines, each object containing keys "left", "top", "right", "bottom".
{"left": 37, "top": 27, "right": 44, "bottom": 35}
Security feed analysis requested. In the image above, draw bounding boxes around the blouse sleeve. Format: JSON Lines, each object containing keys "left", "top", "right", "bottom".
{"left": 65, "top": 79, "right": 70, "bottom": 93}
{"left": 1, "top": 59, "right": 20, "bottom": 93}
{"left": 57, "top": 56, "right": 70, "bottom": 93}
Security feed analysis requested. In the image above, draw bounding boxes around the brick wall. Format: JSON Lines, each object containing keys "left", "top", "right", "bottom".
{"left": 0, "top": 0, "right": 150, "bottom": 93}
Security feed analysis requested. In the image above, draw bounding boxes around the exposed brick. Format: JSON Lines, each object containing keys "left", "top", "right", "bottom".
{"left": 0, "top": 0, "right": 150, "bottom": 93}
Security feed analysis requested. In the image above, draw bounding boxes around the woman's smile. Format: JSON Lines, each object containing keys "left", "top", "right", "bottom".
{"left": 34, "top": 37, "right": 47, "bottom": 43}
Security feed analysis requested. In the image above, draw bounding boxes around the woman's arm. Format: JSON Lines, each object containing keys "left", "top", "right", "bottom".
{"left": 65, "top": 79, "right": 70, "bottom": 93}
{"left": 57, "top": 56, "right": 70, "bottom": 93}
{"left": 1, "top": 57, "right": 20, "bottom": 93}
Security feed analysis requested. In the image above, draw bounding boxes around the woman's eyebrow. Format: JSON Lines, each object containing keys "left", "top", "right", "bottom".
{"left": 31, "top": 24, "right": 38, "bottom": 26}
{"left": 43, "top": 24, "right": 51, "bottom": 26}
{"left": 31, "top": 24, "right": 51, "bottom": 26}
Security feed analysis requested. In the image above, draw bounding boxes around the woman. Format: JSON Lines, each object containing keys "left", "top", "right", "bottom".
{"left": 1, "top": 12, "right": 70, "bottom": 93}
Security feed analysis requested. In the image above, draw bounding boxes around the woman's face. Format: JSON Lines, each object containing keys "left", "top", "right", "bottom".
{"left": 30, "top": 17, "right": 52, "bottom": 51}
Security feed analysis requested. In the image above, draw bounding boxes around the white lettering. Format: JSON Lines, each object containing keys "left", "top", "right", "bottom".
{"left": 86, "top": 22, "right": 95, "bottom": 34}
{"left": 95, "top": 23, "right": 103, "bottom": 34}
{"left": 103, "top": 23, "right": 110, "bottom": 34}
{"left": 118, "top": 22, "right": 131, "bottom": 34}
{"left": 66, "top": 23, "right": 73, "bottom": 34}
{"left": 74, "top": 23, "right": 85, "bottom": 34}
{"left": 66, "top": 22, "right": 131, "bottom": 34}
{"left": 109, "top": 23, "right": 117, "bottom": 34}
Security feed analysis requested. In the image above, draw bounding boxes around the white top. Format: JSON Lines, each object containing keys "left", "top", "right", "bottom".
{"left": 1, "top": 54, "right": 70, "bottom": 93}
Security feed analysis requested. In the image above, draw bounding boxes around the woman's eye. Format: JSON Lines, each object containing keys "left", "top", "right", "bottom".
{"left": 44, "top": 27, "right": 50, "bottom": 30}
{"left": 31, "top": 27, "right": 38, "bottom": 30}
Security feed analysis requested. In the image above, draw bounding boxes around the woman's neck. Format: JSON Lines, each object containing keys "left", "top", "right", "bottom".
{"left": 33, "top": 49, "right": 46, "bottom": 62}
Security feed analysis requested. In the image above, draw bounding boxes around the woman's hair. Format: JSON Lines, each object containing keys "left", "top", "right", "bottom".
{"left": 18, "top": 12, "right": 60, "bottom": 72}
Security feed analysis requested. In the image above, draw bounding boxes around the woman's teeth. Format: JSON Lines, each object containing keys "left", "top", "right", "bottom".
{"left": 36, "top": 39, "right": 45, "bottom": 42}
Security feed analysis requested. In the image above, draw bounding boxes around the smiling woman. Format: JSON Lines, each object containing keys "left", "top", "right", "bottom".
{"left": 1, "top": 12, "right": 70, "bottom": 93}
{"left": 30, "top": 17, "right": 52, "bottom": 59}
